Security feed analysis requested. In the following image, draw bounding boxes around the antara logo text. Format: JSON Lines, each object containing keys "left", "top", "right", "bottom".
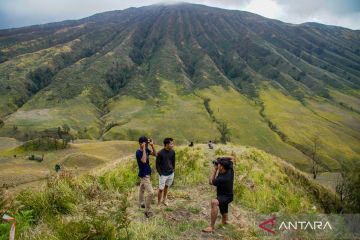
{"left": 259, "top": 216, "right": 333, "bottom": 235}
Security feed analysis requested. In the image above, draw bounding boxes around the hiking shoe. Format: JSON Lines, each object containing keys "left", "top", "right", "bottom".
{"left": 145, "top": 211, "right": 154, "bottom": 218}
{"left": 162, "top": 201, "right": 169, "bottom": 206}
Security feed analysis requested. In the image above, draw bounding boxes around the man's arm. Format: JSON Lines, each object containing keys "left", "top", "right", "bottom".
{"left": 172, "top": 151, "right": 175, "bottom": 170}
{"left": 209, "top": 165, "right": 218, "bottom": 185}
{"left": 156, "top": 152, "right": 162, "bottom": 175}
{"left": 149, "top": 139, "right": 157, "bottom": 156}
{"left": 140, "top": 143, "right": 147, "bottom": 164}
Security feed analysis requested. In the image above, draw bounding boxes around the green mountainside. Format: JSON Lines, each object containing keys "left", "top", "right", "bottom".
{"left": 0, "top": 3, "right": 359, "bottom": 171}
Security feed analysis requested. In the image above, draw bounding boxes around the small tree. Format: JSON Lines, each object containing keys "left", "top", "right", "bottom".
{"left": 346, "top": 173, "right": 360, "bottom": 213}
{"left": 310, "top": 135, "right": 321, "bottom": 179}
{"left": 12, "top": 125, "right": 18, "bottom": 133}
{"left": 340, "top": 165, "right": 360, "bottom": 213}
{"left": 218, "top": 122, "right": 230, "bottom": 144}
{"left": 62, "top": 124, "right": 70, "bottom": 134}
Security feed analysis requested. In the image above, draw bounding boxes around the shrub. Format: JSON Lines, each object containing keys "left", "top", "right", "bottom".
{"left": 343, "top": 170, "right": 360, "bottom": 213}
{"left": 27, "top": 66, "right": 55, "bottom": 93}
{"left": 17, "top": 175, "right": 80, "bottom": 220}
{"left": 99, "top": 161, "right": 138, "bottom": 191}
{"left": 55, "top": 216, "right": 116, "bottom": 240}
{"left": 105, "top": 65, "right": 134, "bottom": 93}
{"left": 174, "top": 147, "right": 207, "bottom": 185}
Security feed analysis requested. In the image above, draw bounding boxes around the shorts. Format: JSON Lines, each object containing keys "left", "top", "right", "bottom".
{"left": 159, "top": 173, "right": 174, "bottom": 190}
{"left": 217, "top": 195, "right": 233, "bottom": 214}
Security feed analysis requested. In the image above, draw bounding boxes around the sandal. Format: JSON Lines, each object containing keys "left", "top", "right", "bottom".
{"left": 202, "top": 227, "right": 214, "bottom": 233}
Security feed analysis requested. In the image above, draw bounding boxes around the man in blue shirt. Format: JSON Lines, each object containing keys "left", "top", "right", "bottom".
{"left": 136, "top": 136, "right": 157, "bottom": 218}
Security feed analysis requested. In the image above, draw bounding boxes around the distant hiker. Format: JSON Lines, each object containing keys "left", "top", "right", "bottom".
{"left": 203, "top": 157, "right": 234, "bottom": 233}
{"left": 55, "top": 164, "right": 61, "bottom": 173}
{"left": 156, "top": 137, "right": 175, "bottom": 207}
{"left": 136, "top": 136, "right": 157, "bottom": 218}
{"left": 189, "top": 141, "right": 194, "bottom": 147}
{"left": 208, "top": 140, "right": 214, "bottom": 149}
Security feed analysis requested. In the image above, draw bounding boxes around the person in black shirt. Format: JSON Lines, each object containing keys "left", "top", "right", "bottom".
{"left": 156, "top": 137, "right": 175, "bottom": 207}
{"left": 203, "top": 157, "right": 234, "bottom": 233}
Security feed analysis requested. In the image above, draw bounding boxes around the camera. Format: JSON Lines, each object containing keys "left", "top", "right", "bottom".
{"left": 212, "top": 157, "right": 233, "bottom": 169}
{"left": 212, "top": 159, "right": 219, "bottom": 165}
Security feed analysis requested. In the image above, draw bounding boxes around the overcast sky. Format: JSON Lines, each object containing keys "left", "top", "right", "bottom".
{"left": 0, "top": 0, "right": 359, "bottom": 30}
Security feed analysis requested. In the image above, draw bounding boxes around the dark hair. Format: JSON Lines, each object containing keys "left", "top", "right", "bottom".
{"left": 217, "top": 157, "right": 233, "bottom": 170}
{"left": 138, "top": 136, "right": 148, "bottom": 144}
{"left": 163, "top": 137, "right": 174, "bottom": 146}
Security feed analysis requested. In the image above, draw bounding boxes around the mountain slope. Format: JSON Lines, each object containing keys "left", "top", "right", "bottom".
{"left": 0, "top": 3, "right": 359, "bottom": 171}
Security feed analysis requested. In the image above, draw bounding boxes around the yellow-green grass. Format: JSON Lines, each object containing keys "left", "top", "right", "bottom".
{"left": 0, "top": 137, "right": 21, "bottom": 151}
{"left": 260, "top": 87, "right": 360, "bottom": 170}
{"left": 214, "top": 146, "right": 340, "bottom": 213}
{"left": 61, "top": 153, "right": 106, "bottom": 169}
{"left": 0, "top": 140, "right": 137, "bottom": 187}
{"left": 103, "top": 81, "right": 221, "bottom": 144}
{"left": 330, "top": 89, "right": 360, "bottom": 113}
{"left": 3, "top": 94, "right": 101, "bottom": 138}
{"left": 305, "top": 96, "right": 360, "bottom": 138}
{"left": 198, "top": 86, "right": 312, "bottom": 170}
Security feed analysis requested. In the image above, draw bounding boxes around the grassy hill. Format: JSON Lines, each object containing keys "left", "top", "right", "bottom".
{"left": 0, "top": 3, "right": 359, "bottom": 172}
{"left": 0, "top": 139, "right": 137, "bottom": 188}
{"left": 0, "top": 143, "right": 342, "bottom": 239}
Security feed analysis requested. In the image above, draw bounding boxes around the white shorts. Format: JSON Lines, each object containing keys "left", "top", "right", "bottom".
{"left": 159, "top": 173, "right": 174, "bottom": 190}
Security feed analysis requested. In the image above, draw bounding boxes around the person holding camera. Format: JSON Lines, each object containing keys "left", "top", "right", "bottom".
{"left": 156, "top": 137, "right": 175, "bottom": 207}
{"left": 136, "top": 136, "right": 157, "bottom": 218}
{"left": 203, "top": 156, "right": 234, "bottom": 233}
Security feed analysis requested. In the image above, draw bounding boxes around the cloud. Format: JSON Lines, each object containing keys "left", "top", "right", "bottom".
{"left": 242, "top": 0, "right": 283, "bottom": 19}
{"left": 272, "top": 0, "right": 360, "bottom": 29}
{"left": 0, "top": 0, "right": 359, "bottom": 30}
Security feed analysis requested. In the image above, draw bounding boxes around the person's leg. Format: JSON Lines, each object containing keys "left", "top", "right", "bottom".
{"left": 162, "top": 173, "right": 174, "bottom": 205}
{"left": 158, "top": 175, "right": 165, "bottom": 206}
{"left": 157, "top": 189, "right": 163, "bottom": 206}
{"left": 162, "top": 185, "right": 169, "bottom": 205}
{"left": 139, "top": 178, "right": 145, "bottom": 207}
{"left": 221, "top": 198, "right": 231, "bottom": 224}
{"left": 210, "top": 199, "right": 219, "bottom": 229}
{"left": 143, "top": 176, "right": 154, "bottom": 214}
{"left": 222, "top": 213, "right": 228, "bottom": 224}
{"left": 202, "top": 199, "right": 219, "bottom": 232}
